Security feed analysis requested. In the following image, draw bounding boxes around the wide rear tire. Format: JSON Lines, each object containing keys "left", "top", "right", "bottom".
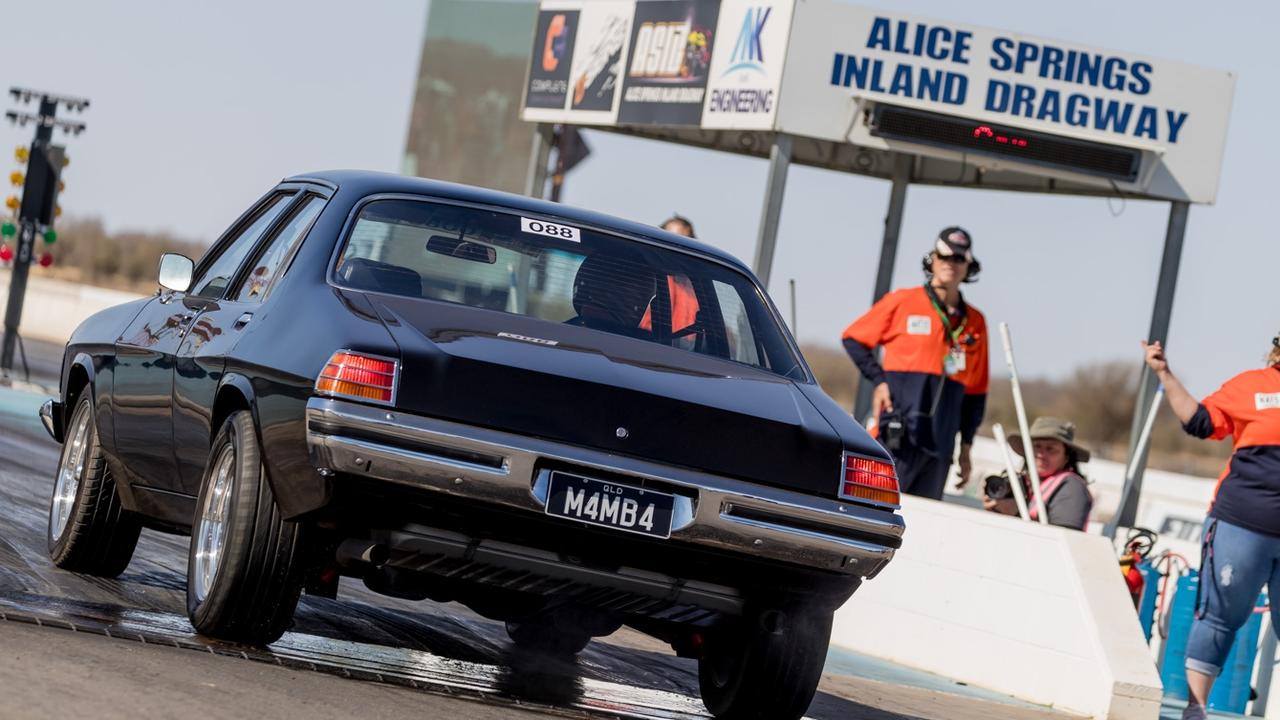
{"left": 697, "top": 607, "right": 833, "bottom": 720}
{"left": 47, "top": 391, "right": 142, "bottom": 577}
{"left": 186, "top": 410, "right": 306, "bottom": 645}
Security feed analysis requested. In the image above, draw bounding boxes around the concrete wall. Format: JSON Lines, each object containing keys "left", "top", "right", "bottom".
{"left": 0, "top": 271, "right": 144, "bottom": 344}
{"left": 832, "top": 495, "right": 1163, "bottom": 719}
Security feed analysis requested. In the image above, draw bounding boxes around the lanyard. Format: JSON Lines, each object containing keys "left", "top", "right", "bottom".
{"left": 923, "top": 283, "right": 967, "bottom": 348}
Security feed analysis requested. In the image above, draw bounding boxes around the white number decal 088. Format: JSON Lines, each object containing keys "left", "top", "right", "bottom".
{"left": 520, "top": 216, "right": 581, "bottom": 243}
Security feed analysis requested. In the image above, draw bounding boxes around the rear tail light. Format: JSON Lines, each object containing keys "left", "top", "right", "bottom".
{"left": 315, "top": 350, "right": 398, "bottom": 405}
{"left": 841, "top": 454, "right": 900, "bottom": 506}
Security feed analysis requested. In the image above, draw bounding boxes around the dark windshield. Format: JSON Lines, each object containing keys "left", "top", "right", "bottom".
{"left": 333, "top": 198, "right": 804, "bottom": 379}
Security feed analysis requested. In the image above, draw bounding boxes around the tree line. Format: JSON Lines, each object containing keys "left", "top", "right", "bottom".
{"left": 34, "top": 216, "right": 207, "bottom": 293}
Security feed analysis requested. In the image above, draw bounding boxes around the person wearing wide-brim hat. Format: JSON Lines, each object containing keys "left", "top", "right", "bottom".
{"left": 984, "top": 416, "right": 1093, "bottom": 530}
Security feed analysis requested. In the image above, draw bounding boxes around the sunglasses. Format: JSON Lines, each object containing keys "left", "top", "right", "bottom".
{"left": 935, "top": 253, "right": 970, "bottom": 264}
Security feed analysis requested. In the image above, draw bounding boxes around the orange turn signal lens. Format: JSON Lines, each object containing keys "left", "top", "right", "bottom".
{"left": 315, "top": 351, "right": 397, "bottom": 404}
{"left": 841, "top": 455, "right": 900, "bottom": 506}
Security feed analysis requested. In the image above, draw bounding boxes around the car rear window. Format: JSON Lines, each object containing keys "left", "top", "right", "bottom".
{"left": 333, "top": 198, "right": 804, "bottom": 379}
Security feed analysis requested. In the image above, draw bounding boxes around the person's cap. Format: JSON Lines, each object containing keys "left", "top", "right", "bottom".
{"left": 1009, "top": 416, "right": 1092, "bottom": 463}
{"left": 934, "top": 226, "right": 975, "bottom": 263}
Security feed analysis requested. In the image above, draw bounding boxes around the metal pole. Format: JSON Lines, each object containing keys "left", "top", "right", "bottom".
{"left": 1252, "top": 614, "right": 1276, "bottom": 716}
{"left": 1000, "top": 322, "right": 1048, "bottom": 524}
{"left": 523, "top": 123, "right": 554, "bottom": 200}
{"left": 788, "top": 278, "right": 797, "bottom": 334}
{"left": 1114, "top": 200, "right": 1190, "bottom": 529}
{"left": 853, "top": 152, "right": 912, "bottom": 421}
{"left": 751, "top": 133, "right": 792, "bottom": 289}
{"left": 992, "top": 423, "right": 1031, "bottom": 521}
{"left": 2, "top": 97, "right": 57, "bottom": 373}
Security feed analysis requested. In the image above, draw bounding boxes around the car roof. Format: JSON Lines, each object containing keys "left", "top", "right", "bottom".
{"left": 284, "top": 169, "right": 752, "bottom": 274}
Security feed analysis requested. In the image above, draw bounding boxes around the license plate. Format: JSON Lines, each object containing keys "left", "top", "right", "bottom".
{"left": 545, "top": 472, "right": 674, "bottom": 538}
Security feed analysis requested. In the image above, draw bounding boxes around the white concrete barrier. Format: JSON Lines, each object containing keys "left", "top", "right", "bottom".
{"left": 833, "top": 495, "right": 1163, "bottom": 719}
{"left": 0, "top": 270, "right": 144, "bottom": 344}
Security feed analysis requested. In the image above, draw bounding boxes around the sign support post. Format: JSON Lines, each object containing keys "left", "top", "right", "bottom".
{"left": 523, "top": 123, "right": 554, "bottom": 200}
{"left": 1113, "top": 200, "right": 1190, "bottom": 530}
{"left": 751, "top": 133, "right": 792, "bottom": 289}
{"left": 854, "top": 152, "right": 912, "bottom": 420}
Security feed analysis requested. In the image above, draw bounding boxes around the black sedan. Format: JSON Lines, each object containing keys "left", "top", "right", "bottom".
{"left": 39, "top": 170, "right": 904, "bottom": 720}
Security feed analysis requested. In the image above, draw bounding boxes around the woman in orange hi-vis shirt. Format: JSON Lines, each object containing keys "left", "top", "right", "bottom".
{"left": 843, "top": 227, "right": 989, "bottom": 500}
{"left": 1145, "top": 337, "right": 1280, "bottom": 720}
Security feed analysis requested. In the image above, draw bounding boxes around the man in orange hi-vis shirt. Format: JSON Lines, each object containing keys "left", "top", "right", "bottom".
{"left": 842, "top": 227, "right": 989, "bottom": 500}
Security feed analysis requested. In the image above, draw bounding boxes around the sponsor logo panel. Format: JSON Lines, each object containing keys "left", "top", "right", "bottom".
{"left": 618, "top": 0, "right": 722, "bottom": 126}
{"left": 526, "top": 9, "right": 581, "bottom": 109}
{"left": 567, "top": 1, "right": 633, "bottom": 115}
{"left": 702, "top": 1, "right": 793, "bottom": 130}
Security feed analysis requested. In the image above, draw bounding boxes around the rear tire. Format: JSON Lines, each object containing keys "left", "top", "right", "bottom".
{"left": 186, "top": 410, "right": 306, "bottom": 645}
{"left": 697, "top": 607, "right": 833, "bottom": 720}
{"left": 47, "top": 391, "right": 142, "bottom": 577}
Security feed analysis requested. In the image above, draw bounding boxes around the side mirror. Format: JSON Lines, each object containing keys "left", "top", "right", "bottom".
{"left": 426, "top": 235, "right": 497, "bottom": 265}
{"left": 157, "top": 253, "right": 194, "bottom": 293}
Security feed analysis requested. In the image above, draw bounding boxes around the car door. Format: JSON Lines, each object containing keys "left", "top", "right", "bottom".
{"left": 172, "top": 193, "right": 327, "bottom": 494}
{"left": 112, "top": 191, "right": 295, "bottom": 490}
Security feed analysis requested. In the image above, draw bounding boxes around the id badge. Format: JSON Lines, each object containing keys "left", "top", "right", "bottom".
{"left": 945, "top": 347, "right": 966, "bottom": 376}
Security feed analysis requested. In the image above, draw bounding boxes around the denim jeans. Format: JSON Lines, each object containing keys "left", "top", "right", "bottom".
{"left": 1186, "top": 518, "right": 1280, "bottom": 677}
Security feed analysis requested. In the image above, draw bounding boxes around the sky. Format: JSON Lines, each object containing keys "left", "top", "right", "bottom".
{"left": 1, "top": 0, "right": 1274, "bottom": 399}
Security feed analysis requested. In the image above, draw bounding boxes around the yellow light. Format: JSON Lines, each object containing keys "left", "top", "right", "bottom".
{"left": 61, "top": 155, "right": 69, "bottom": 168}
{"left": 58, "top": 181, "right": 65, "bottom": 193}
{"left": 4, "top": 196, "right": 18, "bottom": 211}
{"left": 14, "top": 147, "right": 27, "bottom": 163}
{"left": 54, "top": 204, "right": 61, "bottom": 218}
{"left": 9, "top": 172, "right": 22, "bottom": 187}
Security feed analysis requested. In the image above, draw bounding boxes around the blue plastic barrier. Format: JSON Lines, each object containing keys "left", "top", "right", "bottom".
{"left": 1137, "top": 562, "right": 1160, "bottom": 643}
{"left": 1159, "top": 571, "right": 1266, "bottom": 714}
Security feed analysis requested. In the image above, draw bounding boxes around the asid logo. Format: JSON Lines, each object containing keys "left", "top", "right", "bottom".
{"left": 723, "top": 6, "right": 771, "bottom": 76}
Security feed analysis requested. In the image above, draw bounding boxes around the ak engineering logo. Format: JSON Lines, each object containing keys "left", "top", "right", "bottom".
{"left": 709, "top": 6, "right": 774, "bottom": 115}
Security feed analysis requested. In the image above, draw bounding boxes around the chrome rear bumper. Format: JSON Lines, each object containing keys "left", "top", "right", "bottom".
{"left": 305, "top": 398, "right": 904, "bottom": 578}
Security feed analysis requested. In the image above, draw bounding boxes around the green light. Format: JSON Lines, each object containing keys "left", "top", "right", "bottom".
{"left": 0, "top": 222, "right": 14, "bottom": 238}
{"left": 43, "top": 229, "right": 56, "bottom": 244}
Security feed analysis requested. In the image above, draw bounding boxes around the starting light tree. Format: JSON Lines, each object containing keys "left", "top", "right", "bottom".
{"left": 1, "top": 87, "right": 88, "bottom": 373}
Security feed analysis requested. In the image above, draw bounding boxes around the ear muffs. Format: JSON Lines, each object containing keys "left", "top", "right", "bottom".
{"left": 922, "top": 253, "right": 982, "bottom": 283}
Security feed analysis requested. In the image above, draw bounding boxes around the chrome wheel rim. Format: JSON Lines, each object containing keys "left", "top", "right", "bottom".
{"left": 49, "top": 407, "right": 91, "bottom": 543}
{"left": 193, "top": 444, "right": 236, "bottom": 603}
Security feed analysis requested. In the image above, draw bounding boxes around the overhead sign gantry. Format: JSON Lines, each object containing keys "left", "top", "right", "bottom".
{"left": 520, "top": 0, "right": 1236, "bottom": 525}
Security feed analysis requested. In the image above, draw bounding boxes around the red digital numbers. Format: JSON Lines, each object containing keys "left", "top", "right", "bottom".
{"left": 972, "top": 125, "right": 1028, "bottom": 148}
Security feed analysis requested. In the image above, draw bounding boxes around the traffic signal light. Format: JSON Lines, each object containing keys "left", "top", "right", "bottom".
{"left": 14, "top": 146, "right": 27, "bottom": 163}
{"left": 8, "top": 171, "right": 21, "bottom": 187}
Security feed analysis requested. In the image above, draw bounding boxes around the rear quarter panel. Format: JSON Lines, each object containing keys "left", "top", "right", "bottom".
{"left": 223, "top": 189, "right": 399, "bottom": 518}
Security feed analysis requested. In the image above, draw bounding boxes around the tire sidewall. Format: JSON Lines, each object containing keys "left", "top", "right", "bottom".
{"left": 47, "top": 392, "right": 97, "bottom": 560}
{"left": 186, "top": 411, "right": 261, "bottom": 628}
{"left": 698, "top": 607, "right": 833, "bottom": 718}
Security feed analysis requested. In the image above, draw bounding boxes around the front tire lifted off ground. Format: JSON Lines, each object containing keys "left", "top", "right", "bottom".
{"left": 697, "top": 606, "right": 834, "bottom": 720}
{"left": 187, "top": 409, "right": 306, "bottom": 645}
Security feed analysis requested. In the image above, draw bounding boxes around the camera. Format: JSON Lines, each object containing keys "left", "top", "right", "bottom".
{"left": 880, "top": 411, "right": 905, "bottom": 452}
{"left": 983, "top": 473, "right": 1016, "bottom": 500}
